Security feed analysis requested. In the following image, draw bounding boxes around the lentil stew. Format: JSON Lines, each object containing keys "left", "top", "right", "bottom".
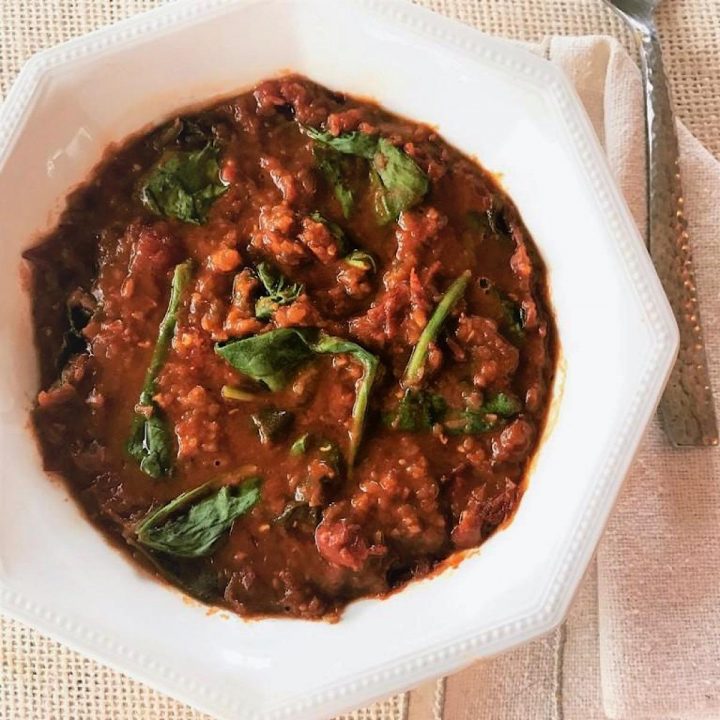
{"left": 26, "top": 75, "right": 556, "bottom": 620}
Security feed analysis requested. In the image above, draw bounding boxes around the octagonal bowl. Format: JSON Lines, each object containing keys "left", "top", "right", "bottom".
{"left": 0, "top": 0, "right": 678, "bottom": 718}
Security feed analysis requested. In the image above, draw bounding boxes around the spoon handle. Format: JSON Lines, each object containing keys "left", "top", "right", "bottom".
{"left": 637, "top": 22, "right": 718, "bottom": 446}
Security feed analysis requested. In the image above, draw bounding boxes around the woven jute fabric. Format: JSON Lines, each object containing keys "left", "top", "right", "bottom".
{"left": 1, "top": 0, "right": 718, "bottom": 159}
{"left": 2, "top": 2, "right": 720, "bottom": 720}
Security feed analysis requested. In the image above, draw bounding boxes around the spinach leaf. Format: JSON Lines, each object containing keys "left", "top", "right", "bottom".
{"left": 314, "top": 146, "right": 354, "bottom": 218}
{"left": 308, "top": 334, "right": 380, "bottom": 467}
{"left": 369, "top": 168, "right": 394, "bottom": 225}
{"left": 307, "top": 212, "right": 375, "bottom": 272}
{"left": 308, "top": 211, "right": 351, "bottom": 256}
{"left": 372, "top": 138, "right": 429, "bottom": 222}
{"left": 274, "top": 500, "right": 321, "bottom": 528}
{"left": 255, "top": 296, "right": 285, "bottom": 320}
{"left": 444, "top": 393, "right": 522, "bottom": 435}
{"left": 467, "top": 204, "right": 511, "bottom": 238}
{"left": 251, "top": 407, "right": 294, "bottom": 444}
{"left": 344, "top": 249, "right": 376, "bottom": 273}
{"left": 215, "top": 328, "right": 314, "bottom": 392}
{"left": 304, "top": 127, "right": 428, "bottom": 223}
{"left": 482, "top": 392, "right": 523, "bottom": 416}
{"left": 291, "top": 436, "right": 342, "bottom": 509}
{"left": 403, "top": 271, "right": 472, "bottom": 387}
{"left": 128, "top": 261, "right": 193, "bottom": 478}
{"left": 289, "top": 434, "right": 338, "bottom": 465}
{"left": 140, "top": 143, "right": 228, "bottom": 224}
{"left": 385, "top": 389, "right": 447, "bottom": 431}
{"left": 151, "top": 118, "right": 185, "bottom": 150}
{"left": 499, "top": 294, "right": 525, "bottom": 344}
{"left": 254, "top": 262, "right": 304, "bottom": 320}
{"left": 135, "top": 477, "right": 261, "bottom": 558}
{"left": 131, "top": 541, "right": 220, "bottom": 601}
{"left": 386, "top": 389, "right": 520, "bottom": 436}
{"left": 479, "top": 277, "right": 525, "bottom": 343}
{"left": 443, "top": 410, "right": 496, "bottom": 435}
{"left": 151, "top": 117, "right": 216, "bottom": 152}
{"left": 215, "top": 329, "right": 379, "bottom": 465}
{"left": 128, "top": 414, "right": 175, "bottom": 479}
{"left": 302, "top": 126, "right": 378, "bottom": 159}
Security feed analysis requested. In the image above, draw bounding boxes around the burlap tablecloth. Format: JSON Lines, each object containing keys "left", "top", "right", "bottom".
{"left": 2, "top": 2, "right": 719, "bottom": 720}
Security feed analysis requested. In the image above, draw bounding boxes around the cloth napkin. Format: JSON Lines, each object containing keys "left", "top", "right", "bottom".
{"left": 407, "top": 34, "right": 720, "bottom": 720}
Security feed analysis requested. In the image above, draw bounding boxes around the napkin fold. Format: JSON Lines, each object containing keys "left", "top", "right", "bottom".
{"left": 408, "top": 35, "right": 720, "bottom": 720}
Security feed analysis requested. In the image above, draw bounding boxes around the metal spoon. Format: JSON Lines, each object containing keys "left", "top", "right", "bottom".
{"left": 602, "top": 0, "right": 718, "bottom": 446}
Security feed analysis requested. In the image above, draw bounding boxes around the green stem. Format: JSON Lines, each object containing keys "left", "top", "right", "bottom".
{"left": 138, "top": 260, "right": 193, "bottom": 405}
{"left": 309, "top": 334, "right": 380, "bottom": 467}
{"left": 347, "top": 354, "right": 379, "bottom": 467}
{"left": 128, "top": 260, "right": 193, "bottom": 478}
{"left": 221, "top": 385, "right": 257, "bottom": 402}
{"left": 403, "top": 270, "right": 471, "bottom": 387}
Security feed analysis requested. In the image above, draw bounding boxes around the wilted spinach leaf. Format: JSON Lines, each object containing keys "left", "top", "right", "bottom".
{"left": 215, "top": 328, "right": 314, "bottom": 392}
{"left": 135, "top": 477, "right": 261, "bottom": 558}
{"left": 140, "top": 143, "right": 228, "bottom": 224}
{"left": 467, "top": 202, "right": 511, "bottom": 238}
{"left": 369, "top": 168, "right": 394, "bottom": 225}
{"left": 302, "top": 126, "right": 378, "bottom": 158}
{"left": 128, "top": 414, "right": 175, "bottom": 479}
{"left": 251, "top": 407, "right": 294, "bottom": 444}
{"left": 444, "top": 393, "right": 522, "bottom": 435}
{"left": 443, "top": 410, "right": 496, "bottom": 435}
{"left": 482, "top": 392, "right": 523, "bottom": 417}
{"left": 131, "top": 541, "right": 220, "bottom": 601}
{"left": 274, "top": 500, "right": 321, "bottom": 528}
{"left": 303, "top": 127, "right": 429, "bottom": 223}
{"left": 386, "top": 388, "right": 520, "bottom": 436}
{"left": 499, "top": 295, "right": 525, "bottom": 344}
{"left": 478, "top": 277, "right": 526, "bottom": 343}
{"left": 309, "top": 334, "right": 380, "bottom": 467}
{"left": 151, "top": 117, "right": 217, "bottom": 152}
{"left": 254, "top": 262, "right": 304, "bottom": 320}
{"left": 371, "top": 138, "right": 429, "bottom": 223}
{"left": 127, "top": 260, "right": 192, "bottom": 478}
{"left": 316, "top": 438, "right": 342, "bottom": 471}
{"left": 216, "top": 329, "right": 379, "bottom": 465}
{"left": 313, "top": 146, "right": 354, "bottom": 218}
{"left": 385, "top": 389, "right": 447, "bottom": 431}
{"left": 308, "top": 211, "right": 350, "bottom": 256}
{"left": 344, "top": 249, "right": 376, "bottom": 273}
{"left": 290, "top": 436, "right": 342, "bottom": 511}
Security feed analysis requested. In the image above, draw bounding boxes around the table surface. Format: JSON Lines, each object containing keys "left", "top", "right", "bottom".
{"left": 1, "top": 1, "right": 718, "bottom": 719}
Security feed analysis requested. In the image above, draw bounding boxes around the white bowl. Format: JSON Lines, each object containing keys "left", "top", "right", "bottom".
{"left": 0, "top": 1, "right": 678, "bottom": 718}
